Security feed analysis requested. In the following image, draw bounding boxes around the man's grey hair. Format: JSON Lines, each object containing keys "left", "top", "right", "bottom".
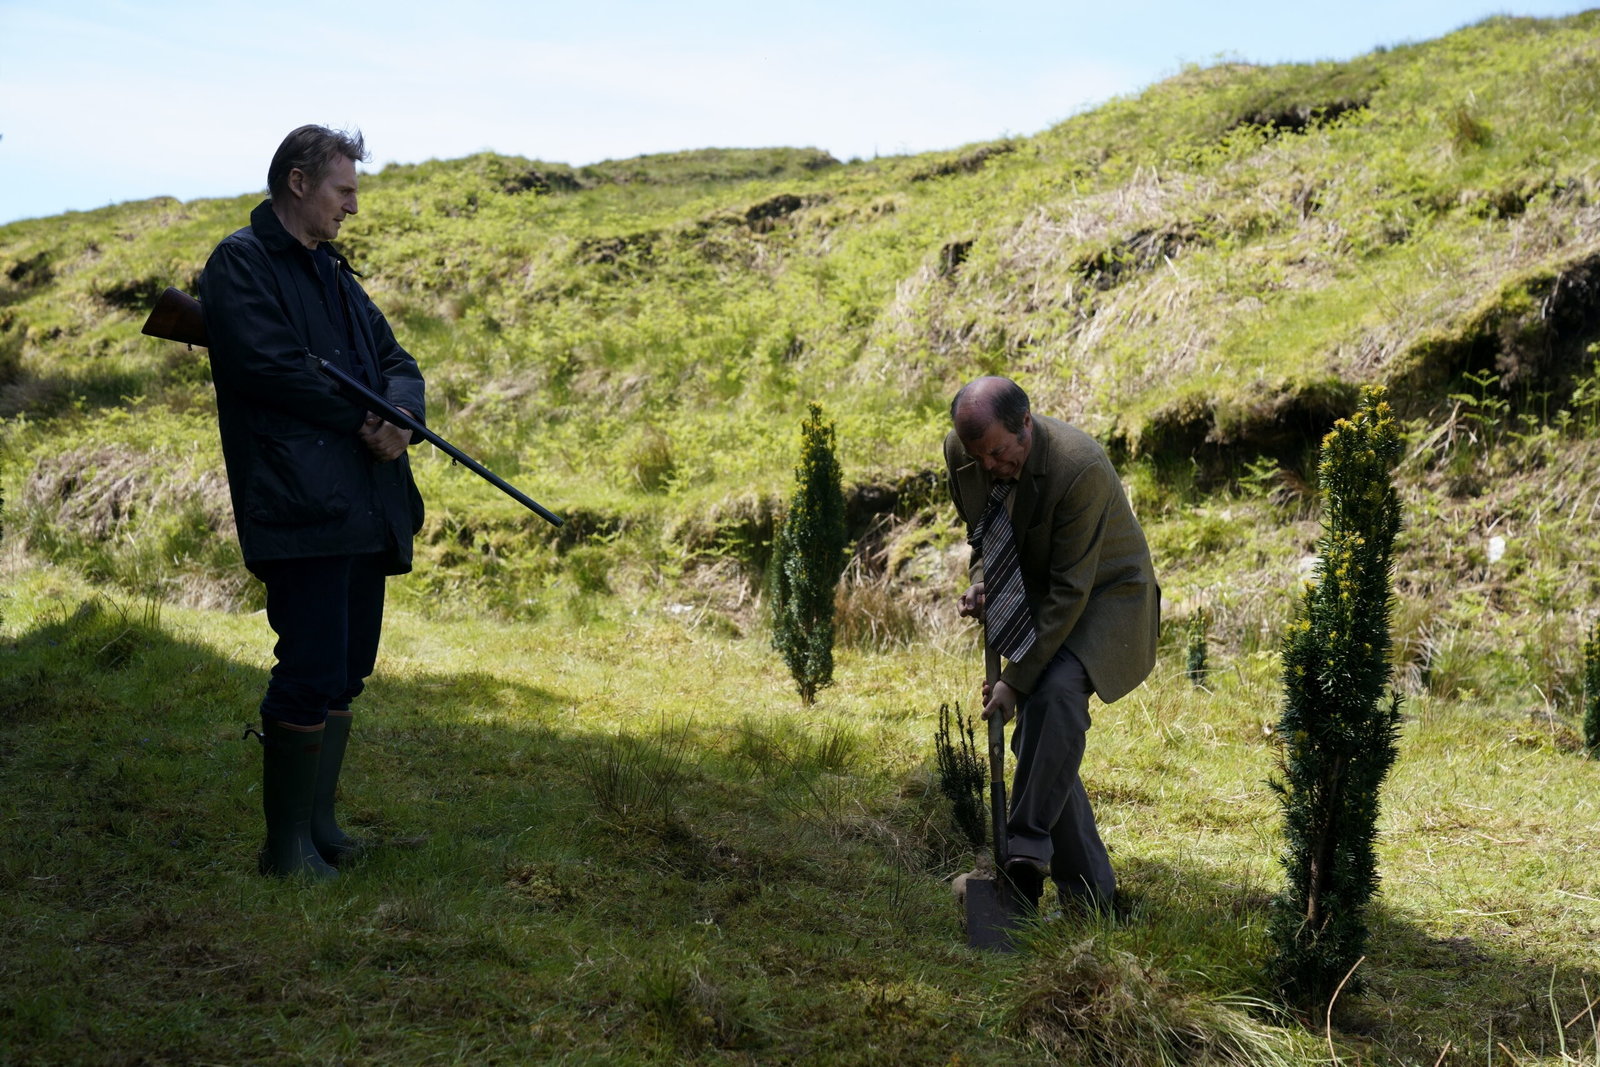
{"left": 267, "top": 125, "right": 370, "bottom": 199}
{"left": 951, "top": 376, "right": 1030, "bottom": 436}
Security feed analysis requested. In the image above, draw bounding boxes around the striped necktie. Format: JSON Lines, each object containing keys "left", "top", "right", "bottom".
{"left": 979, "top": 480, "right": 1037, "bottom": 661}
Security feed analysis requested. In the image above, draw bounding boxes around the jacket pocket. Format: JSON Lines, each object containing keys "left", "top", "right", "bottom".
{"left": 244, "top": 430, "right": 351, "bottom": 526}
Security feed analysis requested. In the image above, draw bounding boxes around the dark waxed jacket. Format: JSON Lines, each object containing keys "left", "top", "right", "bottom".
{"left": 199, "top": 200, "right": 425, "bottom": 573}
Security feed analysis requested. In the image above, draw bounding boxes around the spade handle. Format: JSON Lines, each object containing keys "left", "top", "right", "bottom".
{"left": 985, "top": 638, "right": 1008, "bottom": 868}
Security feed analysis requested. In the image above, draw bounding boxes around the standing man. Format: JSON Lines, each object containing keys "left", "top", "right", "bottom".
{"left": 945, "top": 376, "right": 1158, "bottom": 913}
{"left": 201, "top": 126, "right": 426, "bottom": 879}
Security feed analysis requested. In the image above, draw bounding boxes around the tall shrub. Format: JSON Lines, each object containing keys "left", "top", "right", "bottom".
{"left": 1270, "top": 387, "right": 1404, "bottom": 1002}
{"left": 1584, "top": 618, "right": 1600, "bottom": 757}
{"left": 771, "top": 403, "right": 847, "bottom": 704}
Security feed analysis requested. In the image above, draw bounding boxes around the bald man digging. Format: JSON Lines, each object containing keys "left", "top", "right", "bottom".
{"left": 944, "top": 376, "right": 1160, "bottom": 913}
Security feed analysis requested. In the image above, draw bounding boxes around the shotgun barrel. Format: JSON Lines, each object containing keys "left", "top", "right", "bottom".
{"left": 315, "top": 357, "right": 563, "bottom": 528}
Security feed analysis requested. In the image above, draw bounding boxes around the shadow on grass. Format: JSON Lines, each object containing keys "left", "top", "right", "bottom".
{"left": 7, "top": 601, "right": 1592, "bottom": 1065}
{"left": 0, "top": 592, "right": 930, "bottom": 923}
{"left": 1096, "top": 854, "right": 1600, "bottom": 1064}
{"left": 0, "top": 596, "right": 571, "bottom": 904}
{"left": 1355, "top": 900, "right": 1600, "bottom": 1065}
{"left": 0, "top": 598, "right": 981, "bottom": 1063}
{"left": 0, "top": 363, "right": 161, "bottom": 420}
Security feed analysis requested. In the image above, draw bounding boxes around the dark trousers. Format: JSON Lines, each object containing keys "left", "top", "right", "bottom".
{"left": 250, "top": 554, "right": 387, "bottom": 727}
{"left": 1006, "top": 647, "right": 1116, "bottom": 904}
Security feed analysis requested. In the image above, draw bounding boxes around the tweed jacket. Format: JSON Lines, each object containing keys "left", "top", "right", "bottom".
{"left": 200, "top": 200, "right": 425, "bottom": 572}
{"left": 945, "top": 414, "right": 1159, "bottom": 702}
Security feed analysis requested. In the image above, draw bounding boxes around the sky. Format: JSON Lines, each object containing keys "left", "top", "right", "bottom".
{"left": 1, "top": 0, "right": 1594, "bottom": 225}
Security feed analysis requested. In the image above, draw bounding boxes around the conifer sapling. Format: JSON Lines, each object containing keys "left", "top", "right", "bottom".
{"left": 771, "top": 403, "right": 848, "bottom": 704}
{"left": 1270, "top": 386, "right": 1404, "bottom": 1002}
{"left": 934, "top": 702, "right": 987, "bottom": 851}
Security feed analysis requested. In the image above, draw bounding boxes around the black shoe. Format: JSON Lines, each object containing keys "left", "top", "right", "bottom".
{"left": 1004, "top": 858, "right": 1047, "bottom": 910}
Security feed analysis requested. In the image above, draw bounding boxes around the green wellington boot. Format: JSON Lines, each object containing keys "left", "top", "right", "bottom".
{"left": 257, "top": 720, "right": 338, "bottom": 879}
{"left": 310, "top": 711, "right": 364, "bottom": 866}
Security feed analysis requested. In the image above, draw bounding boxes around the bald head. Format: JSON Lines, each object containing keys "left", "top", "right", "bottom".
{"left": 951, "top": 376, "right": 1029, "bottom": 439}
{"left": 951, "top": 376, "right": 1033, "bottom": 480}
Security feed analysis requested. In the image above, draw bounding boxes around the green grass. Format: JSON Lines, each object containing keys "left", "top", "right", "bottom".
{"left": 5, "top": 10, "right": 1600, "bottom": 1063}
{"left": 2, "top": 560, "right": 1598, "bottom": 1063}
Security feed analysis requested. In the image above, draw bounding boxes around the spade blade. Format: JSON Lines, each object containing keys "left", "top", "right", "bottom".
{"left": 965, "top": 875, "right": 1021, "bottom": 952}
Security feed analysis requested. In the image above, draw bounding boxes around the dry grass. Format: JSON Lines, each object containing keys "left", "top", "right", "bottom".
{"left": 21, "top": 445, "right": 231, "bottom": 542}
{"left": 1007, "top": 932, "right": 1311, "bottom": 1066}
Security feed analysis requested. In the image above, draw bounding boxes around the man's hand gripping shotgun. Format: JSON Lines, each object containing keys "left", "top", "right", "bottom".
{"left": 141, "top": 287, "right": 563, "bottom": 528}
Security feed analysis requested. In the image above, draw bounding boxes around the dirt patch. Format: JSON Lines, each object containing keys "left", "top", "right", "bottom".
{"left": 1220, "top": 61, "right": 1381, "bottom": 139}
{"left": 938, "top": 240, "right": 973, "bottom": 279}
{"left": 547, "top": 506, "right": 628, "bottom": 553}
{"left": 1460, "top": 176, "right": 1575, "bottom": 220}
{"left": 845, "top": 471, "right": 943, "bottom": 536}
{"left": 1136, "top": 380, "right": 1356, "bottom": 482}
{"left": 4, "top": 250, "right": 54, "bottom": 291}
{"left": 500, "top": 166, "right": 583, "bottom": 196}
{"left": 1075, "top": 222, "right": 1205, "bottom": 291}
{"left": 743, "top": 194, "right": 806, "bottom": 232}
{"left": 676, "top": 193, "right": 831, "bottom": 238}
{"left": 574, "top": 231, "right": 656, "bottom": 267}
{"left": 666, "top": 491, "right": 779, "bottom": 576}
{"left": 1232, "top": 97, "right": 1368, "bottom": 134}
{"left": 97, "top": 276, "right": 169, "bottom": 314}
{"left": 578, "top": 147, "right": 840, "bottom": 187}
{"left": 1387, "top": 248, "right": 1600, "bottom": 411}
{"left": 910, "top": 141, "right": 1016, "bottom": 183}
{"left": 667, "top": 474, "right": 940, "bottom": 573}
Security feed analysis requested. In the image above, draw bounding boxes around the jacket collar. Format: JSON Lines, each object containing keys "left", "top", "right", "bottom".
{"left": 250, "top": 199, "right": 359, "bottom": 274}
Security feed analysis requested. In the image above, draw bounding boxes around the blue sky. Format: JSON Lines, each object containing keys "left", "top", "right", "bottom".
{"left": 1, "top": 1, "right": 1593, "bottom": 224}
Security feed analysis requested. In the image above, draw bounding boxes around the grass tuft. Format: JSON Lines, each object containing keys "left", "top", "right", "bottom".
{"left": 1006, "top": 931, "right": 1307, "bottom": 1066}
{"left": 575, "top": 723, "right": 696, "bottom": 835}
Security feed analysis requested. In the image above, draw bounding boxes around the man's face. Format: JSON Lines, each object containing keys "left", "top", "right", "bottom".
{"left": 292, "top": 154, "right": 359, "bottom": 246}
{"left": 960, "top": 413, "right": 1032, "bottom": 481}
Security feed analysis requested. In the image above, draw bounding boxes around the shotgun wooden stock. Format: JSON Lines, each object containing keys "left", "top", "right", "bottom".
{"left": 140, "top": 288, "right": 563, "bottom": 527}
{"left": 141, "top": 287, "right": 209, "bottom": 347}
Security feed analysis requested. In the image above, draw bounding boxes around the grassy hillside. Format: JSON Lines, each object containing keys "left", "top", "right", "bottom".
{"left": 3, "top": 11, "right": 1600, "bottom": 1064}
{"left": 5, "top": 14, "right": 1600, "bottom": 637}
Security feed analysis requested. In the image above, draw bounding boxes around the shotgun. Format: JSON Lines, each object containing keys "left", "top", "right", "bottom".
{"left": 141, "top": 287, "right": 562, "bottom": 528}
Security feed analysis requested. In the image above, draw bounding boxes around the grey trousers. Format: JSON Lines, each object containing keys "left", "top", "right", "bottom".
{"left": 1007, "top": 647, "right": 1116, "bottom": 905}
